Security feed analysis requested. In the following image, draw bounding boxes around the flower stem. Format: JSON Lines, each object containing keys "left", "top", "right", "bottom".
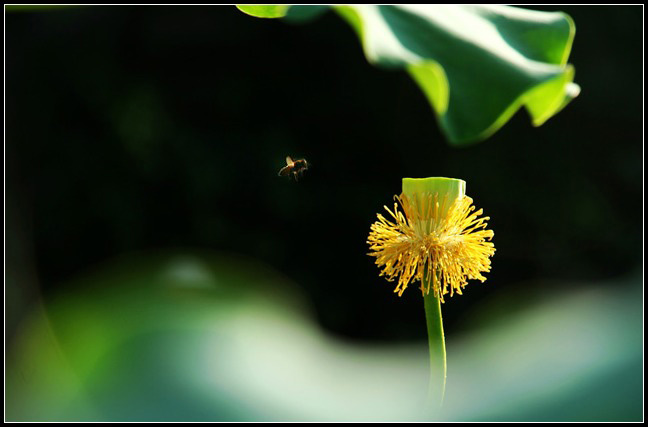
{"left": 401, "top": 177, "right": 465, "bottom": 409}
{"left": 423, "top": 283, "right": 446, "bottom": 407}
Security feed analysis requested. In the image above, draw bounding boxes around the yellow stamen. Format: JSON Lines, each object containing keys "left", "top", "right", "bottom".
{"left": 367, "top": 192, "right": 495, "bottom": 301}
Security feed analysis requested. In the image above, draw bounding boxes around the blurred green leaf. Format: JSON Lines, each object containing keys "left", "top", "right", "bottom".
{"left": 6, "top": 253, "right": 641, "bottom": 421}
{"left": 238, "top": 5, "right": 579, "bottom": 145}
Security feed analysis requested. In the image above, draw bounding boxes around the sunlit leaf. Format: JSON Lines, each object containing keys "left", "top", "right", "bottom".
{"left": 238, "top": 5, "right": 579, "bottom": 145}
{"left": 236, "top": 5, "right": 290, "bottom": 19}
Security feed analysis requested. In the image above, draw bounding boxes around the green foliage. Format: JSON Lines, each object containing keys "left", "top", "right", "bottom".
{"left": 5, "top": 253, "right": 643, "bottom": 421}
{"left": 237, "top": 5, "right": 579, "bottom": 145}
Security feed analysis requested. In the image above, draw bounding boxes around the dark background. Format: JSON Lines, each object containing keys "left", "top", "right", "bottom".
{"left": 6, "top": 5, "right": 643, "bottom": 344}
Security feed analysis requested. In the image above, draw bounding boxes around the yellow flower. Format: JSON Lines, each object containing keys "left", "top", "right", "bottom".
{"left": 367, "top": 192, "right": 495, "bottom": 301}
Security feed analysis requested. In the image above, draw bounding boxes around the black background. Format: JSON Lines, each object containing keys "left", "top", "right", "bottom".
{"left": 6, "top": 5, "right": 643, "bottom": 342}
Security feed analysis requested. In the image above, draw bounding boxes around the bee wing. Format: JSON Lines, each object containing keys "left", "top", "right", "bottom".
{"left": 285, "top": 156, "right": 293, "bottom": 165}
{"left": 278, "top": 165, "right": 291, "bottom": 176}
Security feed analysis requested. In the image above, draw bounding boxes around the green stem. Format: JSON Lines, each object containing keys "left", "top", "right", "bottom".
{"left": 423, "top": 283, "right": 446, "bottom": 407}
{"left": 401, "top": 177, "right": 465, "bottom": 409}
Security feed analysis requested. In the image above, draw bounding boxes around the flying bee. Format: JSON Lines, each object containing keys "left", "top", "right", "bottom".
{"left": 278, "top": 156, "right": 309, "bottom": 181}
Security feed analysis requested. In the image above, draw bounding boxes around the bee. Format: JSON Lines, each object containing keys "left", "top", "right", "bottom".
{"left": 278, "top": 156, "right": 309, "bottom": 181}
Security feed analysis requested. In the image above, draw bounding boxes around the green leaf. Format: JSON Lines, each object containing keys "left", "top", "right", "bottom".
{"left": 237, "top": 5, "right": 579, "bottom": 145}
{"left": 236, "top": 5, "right": 290, "bottom": 19}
